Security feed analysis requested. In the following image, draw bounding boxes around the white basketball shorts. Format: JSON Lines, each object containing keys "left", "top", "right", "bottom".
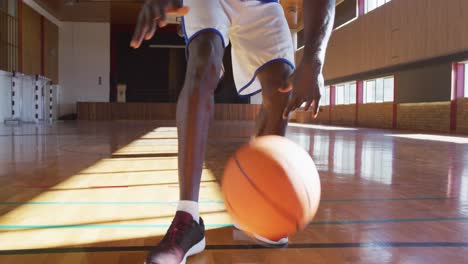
{"left": 181, "top": 0, "right": 295, "bottom": 97}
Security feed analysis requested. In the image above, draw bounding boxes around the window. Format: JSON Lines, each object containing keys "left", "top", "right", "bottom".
{"left": 334, "top": 81, "right": 356, "bottom": 105}
{"left": 465, "top": 63, "right": 468, "bottom": 97}
{"left": 364, "top": 76, "right": 393, "bottom": 103}
{"left": 365, "top": 0, "right": 391, "bottom": 14}
{"left": 0, "top": 0, "right": 18, "bottom": 72}
{"left": 299, "top": 86, "right": 330, "bottom": 108}
{"left": 320, "top": 85, "right": 330, "bottom": 106}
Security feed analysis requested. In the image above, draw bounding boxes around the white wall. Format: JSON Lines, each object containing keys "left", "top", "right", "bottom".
{"left": 59, "top": 22, "right": 110, "bottom": 116}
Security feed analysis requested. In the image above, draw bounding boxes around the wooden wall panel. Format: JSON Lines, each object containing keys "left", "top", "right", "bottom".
{"left": 331, "top": 104, "right": 356, "bottom": 126}
{"left": 295, "top": 107, "right": 330, "bottom": 125}
{"left": 397, "top": 102, "right": 451, "bottom": 133}
{"left": 324, "top": 0, "right": 468, "bottom": 80}
{"left": 457, "top": 98, "right": 468, "bottom": 134}
{"left": 22, "top": 4, "right": 41, "bottom": 76}
{"left": 357, "top": 103, "right": 393, "bottom": 129}
{"left": 77, "top": 103, "right": 261, "bottom": 121}
{"left": 43, "top": 18, "right": 58, "bottom": 83}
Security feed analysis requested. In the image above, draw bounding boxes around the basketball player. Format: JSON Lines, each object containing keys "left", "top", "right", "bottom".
{"left": 130, "top": 0, "right": 335, "bottom": 263}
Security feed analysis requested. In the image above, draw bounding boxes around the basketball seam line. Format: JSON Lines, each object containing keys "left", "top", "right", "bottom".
{"left": 233, "top": 154, "right": 301, "bottom": 232}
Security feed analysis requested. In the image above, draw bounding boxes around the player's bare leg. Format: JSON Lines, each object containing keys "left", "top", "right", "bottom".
{"left": 256, "top": 61, "right": 293, "bottom": 137}
{"left": 145, "top": 31, "right": 224, "bottom": 264}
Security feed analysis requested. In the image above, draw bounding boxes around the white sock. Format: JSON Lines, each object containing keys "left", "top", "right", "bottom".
{"left": 177, "top": 200, "right": 199, "bottom": 223}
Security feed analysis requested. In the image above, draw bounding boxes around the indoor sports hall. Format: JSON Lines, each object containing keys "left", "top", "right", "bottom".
{"left": 0, "top": 0, "right": 467, "bottom": 263}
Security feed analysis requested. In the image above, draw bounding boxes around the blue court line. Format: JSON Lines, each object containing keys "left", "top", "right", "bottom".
{"left": 1, "top": 217, "right": 468, "bottom": 229}
{"left": 0, "top": 197, "right": 457, "bottom": 205}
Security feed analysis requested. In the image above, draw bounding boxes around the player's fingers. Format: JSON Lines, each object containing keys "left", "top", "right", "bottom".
{"left": 159, "top": 20, "right": 168, "bottom": 27}
{"left": 145, "top": 19, "right": 158, "bottom": 40}
{"left": 158, "top": 6, "right": 167, "bottom": 27}
{"left": 293, "top": 100, "right": 304, "bottom": 111}
{"left": 304, "top": 100, "right": 313, "bottom": 112}
{"left": 133, "top": 8, "right": 152, "bottom": 48}
{"left": 282, "top": 97, "right": 300, "bottom": 120}
{"left": 312, "top": 99, "right": 321, "bottom": 118}
{"left": 282, "top": 101, "right": 294, "bottom": 120}
{"left": 130, "top": 11, "right": 147, "bottom": 48}
{"left": 167, "top": 6, "right": 190, "bottom": 15}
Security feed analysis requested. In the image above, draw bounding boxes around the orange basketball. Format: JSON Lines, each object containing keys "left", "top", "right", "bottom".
{"left": 222, "top": 135, "right": 321, "bottom": 240}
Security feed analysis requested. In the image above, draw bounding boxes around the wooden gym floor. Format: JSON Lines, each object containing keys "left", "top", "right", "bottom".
{"left": 0, "top": 120, "right": 467, "bottom": 263}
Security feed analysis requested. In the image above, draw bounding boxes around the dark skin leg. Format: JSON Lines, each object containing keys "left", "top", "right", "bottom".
{"left": 255, "top": 62, "right": 293, "bottom": 137}
{"left": 177, "top": 32, "right": 224, "bottom": 201}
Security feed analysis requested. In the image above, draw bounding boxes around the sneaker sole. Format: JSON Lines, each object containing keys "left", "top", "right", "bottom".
{"left": 180, "top": 237, "right": 206, "bottom": 264}
{"left": 144, "top": 237, "right": 206, "bottom": 264}
{"left": 232, "top": 223, "right": 288, "bottom": 247}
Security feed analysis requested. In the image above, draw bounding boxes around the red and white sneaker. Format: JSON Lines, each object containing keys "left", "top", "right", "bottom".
{"left": 145, "top": 211, "right": 206, "bottom": 264}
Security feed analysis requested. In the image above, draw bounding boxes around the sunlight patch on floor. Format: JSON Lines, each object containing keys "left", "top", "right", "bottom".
{"left": 289, "top": 123, "right": 359, "bottom": 131}
{"left": 386, "top": 133, "right": 468, "bottom": 144}
{"left": 0, "top": 127, "right": 230, "bottom": 250}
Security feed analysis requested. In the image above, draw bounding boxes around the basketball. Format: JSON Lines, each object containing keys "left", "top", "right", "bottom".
{"left": 222, "top": 135, "right": 321, "bottom": 240}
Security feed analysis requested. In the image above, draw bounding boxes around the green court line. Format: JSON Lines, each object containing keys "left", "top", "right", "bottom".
{"left": 1, "top": 217, "right": 467, "bottom": 229}
{"left": 0, "top": 197, "right": 457, "bottom": 205}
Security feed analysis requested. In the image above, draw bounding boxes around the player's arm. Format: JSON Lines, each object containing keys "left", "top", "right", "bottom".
{"left": 281, "top": 0, "right": 335, "bottom": 119}
{"left": 130, "top": 0, "right": 187, "bottom": 49}
{"left": 301, "top": 0, "right": 335, "bottom": 71}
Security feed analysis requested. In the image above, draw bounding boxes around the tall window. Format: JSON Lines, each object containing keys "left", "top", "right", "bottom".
{"left": 364, "top": 76, "right": 394, "bottom": 103}
{"left": 465, "top": 63, "right": 468, "bottom": 97}
{"left": 365, "top": 0, "right": 391, "bottom": 14}
{"left": 320, "top": 85, "right": 330, "bottom": 106}
{"left": 0, "top": 0, "right": 18, "bottom": 72}
{"left": 335, "top": 81, "right": 356, "bottom": 105}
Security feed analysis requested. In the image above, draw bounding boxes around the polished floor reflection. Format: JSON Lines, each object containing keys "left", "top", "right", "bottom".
{"left": 0, "top": 121, "right": 467, "bottom": 263}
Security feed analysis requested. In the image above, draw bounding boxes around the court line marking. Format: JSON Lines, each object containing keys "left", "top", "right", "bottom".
{"left": 0, "top": 197, "right": 458, "bottom": 205}
{"left": 1, "top": 217, "right": 468, "bottom": 229}
{"left": 0, "top": 242, "right": 467, "bottom": 255}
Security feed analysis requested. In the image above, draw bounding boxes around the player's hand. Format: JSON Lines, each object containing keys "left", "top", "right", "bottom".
{"left": 130, "top": 0, "right": 188, "bottom": 49}
{"left": 279, "top": 62, "right": 323, "bottom": 120}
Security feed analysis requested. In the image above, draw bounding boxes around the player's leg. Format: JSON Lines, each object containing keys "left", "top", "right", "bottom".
{"left": 145, "top": 32, "right": 225, "bottom": 264}
{"left": 255, "top": 61, "right": 293, "bottom": 137}
{"left": 229, "top": 0, "right": 295, "bottom": 246}
{"left": 177, "top": 32, "right": 225, "bottom": 202}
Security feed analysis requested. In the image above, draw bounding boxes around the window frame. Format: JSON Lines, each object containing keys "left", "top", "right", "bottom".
{"left": 365, "top": 0, "right": 392, "bottom": 14}
{"left": 364, "top": 76, "right": 394, "bottom": 104}
{"left": 334, "top": 81, "right": 357, "bottom": 105}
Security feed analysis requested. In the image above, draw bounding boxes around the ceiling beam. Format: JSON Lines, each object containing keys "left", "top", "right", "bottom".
{"left": 24, "top": 0, "right": 63, "bottom": 27}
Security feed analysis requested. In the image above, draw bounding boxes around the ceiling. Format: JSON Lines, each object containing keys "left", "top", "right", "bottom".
{"left": 35, "top": 0, "right": 342, "bottom": 28}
